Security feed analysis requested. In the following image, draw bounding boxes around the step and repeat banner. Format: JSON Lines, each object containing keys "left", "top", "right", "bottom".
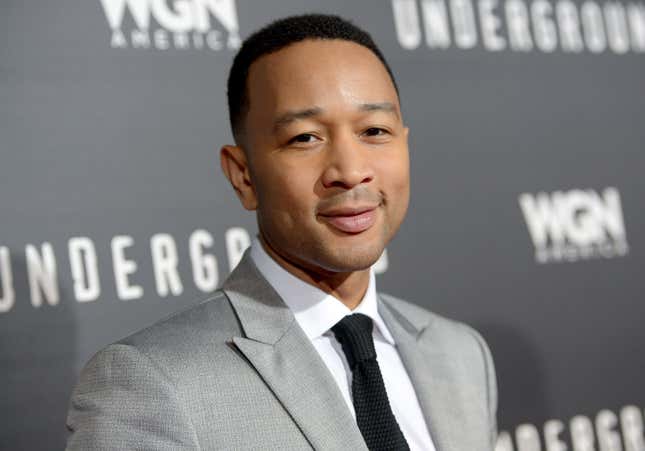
{"left": 1, "top": 0, "right": 643, "bottom": 449}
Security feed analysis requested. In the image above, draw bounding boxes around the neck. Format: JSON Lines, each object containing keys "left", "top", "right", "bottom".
{"left": 258, "top": 235, "right": 370, "bottom": 310}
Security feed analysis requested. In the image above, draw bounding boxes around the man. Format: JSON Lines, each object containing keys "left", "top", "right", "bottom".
{"left": 66, "top": 14, "right": 497, "bottom": 451}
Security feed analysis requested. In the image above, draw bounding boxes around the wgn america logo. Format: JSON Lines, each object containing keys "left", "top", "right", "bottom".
{"left": 519, "top": 187, "right": 629, "bottom": 264}
{"left": 100, "top": 0, "right": 241, "bottom": 50}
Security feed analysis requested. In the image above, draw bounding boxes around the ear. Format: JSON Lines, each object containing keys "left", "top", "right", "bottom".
{"left": 220, "top": 145, "right": 258, "bottom": 210}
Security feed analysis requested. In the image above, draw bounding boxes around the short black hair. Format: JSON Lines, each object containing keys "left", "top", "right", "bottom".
{"left": 227, "top": 13, "right": 399, "bottom": 144}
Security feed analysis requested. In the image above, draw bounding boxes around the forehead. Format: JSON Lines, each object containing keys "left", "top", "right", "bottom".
{"left": 245, "top": 39, "right": 399, "bottom": 117}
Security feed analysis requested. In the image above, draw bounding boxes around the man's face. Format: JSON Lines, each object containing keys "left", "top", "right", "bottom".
{"left": 233, "top": 39, "right": 409, "bottom": 274}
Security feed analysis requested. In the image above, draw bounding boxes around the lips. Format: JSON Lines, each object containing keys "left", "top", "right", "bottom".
{"left": 318, "top": 206, "right": 378, "bottom": 234}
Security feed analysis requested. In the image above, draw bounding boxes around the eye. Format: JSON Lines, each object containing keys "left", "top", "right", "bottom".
{"left": 363, "top": 127, "right": 388, "bottom": 137}
{"left": 288, "top": 133, "right": 318, "bottom": 145}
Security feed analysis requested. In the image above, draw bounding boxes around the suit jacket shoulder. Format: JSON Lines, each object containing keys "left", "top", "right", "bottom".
{"left": 117, "top": 291, "right": 240, "bottom": 372}
{"left": 66, "top": 288, "right": 310, "bottom": 450}
{"left": 379, "top": 291, "right": 498, "bottom": 450}
{"left": 380, "top": 291, "right": 494, "bottom": 360}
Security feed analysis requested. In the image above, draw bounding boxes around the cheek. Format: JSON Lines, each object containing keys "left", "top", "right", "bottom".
{"left": 375, "top": 147, "right": 410, "bottom": 197}
{"left": 255, "top": 161, "right": 319, "bottom": 216}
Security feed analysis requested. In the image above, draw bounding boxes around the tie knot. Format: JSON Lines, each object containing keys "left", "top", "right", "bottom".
{"left": 331, "top": 313, "right": 376, "bottom": 369}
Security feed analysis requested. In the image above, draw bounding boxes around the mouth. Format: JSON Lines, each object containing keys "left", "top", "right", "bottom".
{"left": 318, "top": 206, "right": 378, "bottom": 234}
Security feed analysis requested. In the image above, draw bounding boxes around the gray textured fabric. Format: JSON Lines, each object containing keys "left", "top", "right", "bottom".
{"left": 65, "top": 251, "right": 497, "bottom": 450}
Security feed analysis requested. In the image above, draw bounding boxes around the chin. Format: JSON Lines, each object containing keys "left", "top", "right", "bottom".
{"left": 314, "top": 244, "right": 384, "bottom": 273}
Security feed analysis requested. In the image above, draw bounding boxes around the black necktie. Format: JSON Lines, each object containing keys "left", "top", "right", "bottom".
{"left": 331, "top": 313, "right": 410, "bottom": 451}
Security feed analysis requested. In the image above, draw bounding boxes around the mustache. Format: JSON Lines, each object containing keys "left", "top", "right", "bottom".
{"left": 316, "top": 185, "right": 383, "bottom": 213}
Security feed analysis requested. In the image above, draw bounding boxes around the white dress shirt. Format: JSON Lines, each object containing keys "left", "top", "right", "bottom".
{"left": 250, "top": 239, "right": 436, "bottom": 451}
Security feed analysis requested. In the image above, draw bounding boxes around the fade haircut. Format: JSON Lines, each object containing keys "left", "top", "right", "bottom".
{"left": 226, "top": 13, "right": 399, "bottom": 144}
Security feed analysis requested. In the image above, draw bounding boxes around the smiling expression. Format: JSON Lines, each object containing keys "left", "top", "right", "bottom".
{"left": 222, "top": 39, "right": 410, "bottom": 276}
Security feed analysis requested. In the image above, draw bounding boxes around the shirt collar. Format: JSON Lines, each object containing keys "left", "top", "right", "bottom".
{"left": 249, "top": 237, "right": 395, "bottom": 345}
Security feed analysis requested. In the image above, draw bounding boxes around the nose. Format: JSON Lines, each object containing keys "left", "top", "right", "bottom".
{"left": 320, "top": 131, "right": 374, "bottom": 189}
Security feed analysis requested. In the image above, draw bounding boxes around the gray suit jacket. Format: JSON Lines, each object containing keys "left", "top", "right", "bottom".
{"left": 66, "top": 252, "right": 497, "bottom": 450}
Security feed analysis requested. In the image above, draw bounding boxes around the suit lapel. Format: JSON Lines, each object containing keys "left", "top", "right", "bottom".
{"left": 378, "top": 296, "right": 476, "bottom": 451}
{"left": 222, "top": 253, "right": 368, "bottom": 451}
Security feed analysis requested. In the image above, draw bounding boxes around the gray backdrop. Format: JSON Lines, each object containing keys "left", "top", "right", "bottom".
{"left": 1, "top": 0, "right": 643, "bottom": 450}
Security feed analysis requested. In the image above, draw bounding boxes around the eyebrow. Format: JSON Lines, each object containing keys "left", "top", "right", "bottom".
{"left": 272, "top": 102, "right": 400, "bottom": 132}
{"left": 358, "top": 102, "right": 399, "bottom": 116}
{"left": 273, "top": 107, "right": 323, "bottom": 132}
